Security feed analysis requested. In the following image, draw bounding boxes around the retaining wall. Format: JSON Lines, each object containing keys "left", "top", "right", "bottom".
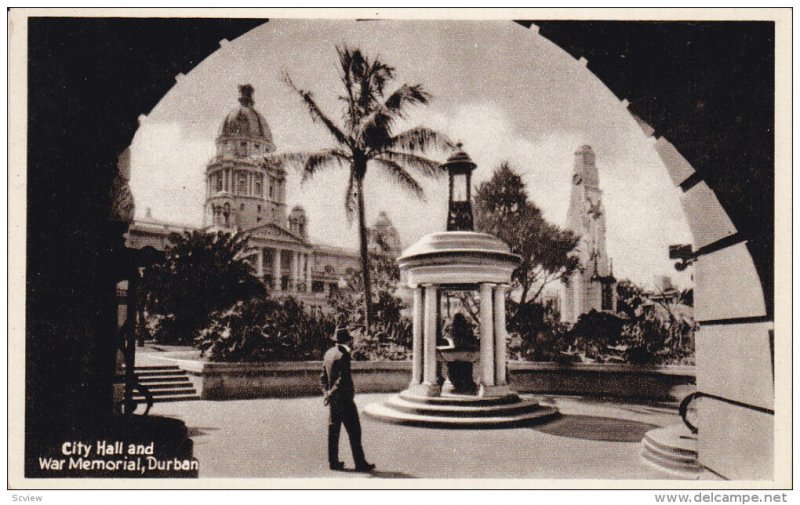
{"left": 154, "top": 354, "right": 695, "bottom": 403}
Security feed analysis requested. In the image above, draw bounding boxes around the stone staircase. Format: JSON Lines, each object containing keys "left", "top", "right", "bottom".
{"left": 640, "top": 424, "right": 699, "bottom": 479}
{"left": 127, "top": 365, "right": 200, "bottom": 404}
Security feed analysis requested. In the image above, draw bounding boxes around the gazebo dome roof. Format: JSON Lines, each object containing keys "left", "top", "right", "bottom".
{"left": 398, "top": 231, "right": 520, "bottom": 287}
{"left": 440, "top": 143, "right": 477, "bottom": 173}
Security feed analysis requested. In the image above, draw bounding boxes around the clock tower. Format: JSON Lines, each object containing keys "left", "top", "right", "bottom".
{"left": 561, "top": 145, "right": 617, "bottom": 323}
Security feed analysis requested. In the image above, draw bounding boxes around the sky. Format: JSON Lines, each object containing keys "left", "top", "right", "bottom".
{"left": 129, "top": 19, "right": 693, "bottom": 290}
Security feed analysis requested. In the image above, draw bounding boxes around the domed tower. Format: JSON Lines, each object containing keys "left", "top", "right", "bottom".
{"left": 205, "top": 84, "right": 288, "bottom": 230}
{"left": 561, "top": 145, "right": 617, "bottom": 323}
{"left": 288, "top": 205, "right": 308, "bottom": 239}
{"left": 368, "top": 211, "right": 403, "bottom": 257}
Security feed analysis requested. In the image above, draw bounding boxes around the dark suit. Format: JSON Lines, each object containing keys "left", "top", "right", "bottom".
{"left": 321, "top": 344, "right": 367, "bottom": 467}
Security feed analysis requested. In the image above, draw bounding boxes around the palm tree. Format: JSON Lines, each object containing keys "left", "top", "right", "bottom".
{"left": 271, "top": 45, "right": 454, "bottom": 333}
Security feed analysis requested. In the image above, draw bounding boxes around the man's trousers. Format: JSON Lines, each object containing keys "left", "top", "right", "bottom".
{"left": 328, "top": 399, "right": 367, "bottom": 466}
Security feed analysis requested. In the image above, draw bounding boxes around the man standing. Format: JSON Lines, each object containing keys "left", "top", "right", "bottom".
{"left": 321, "top": 328, "right": 375, "bottom": 472}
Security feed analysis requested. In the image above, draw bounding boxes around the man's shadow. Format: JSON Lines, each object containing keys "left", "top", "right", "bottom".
{"left": 334, "top": 468, "right": 416, "bottom": 479}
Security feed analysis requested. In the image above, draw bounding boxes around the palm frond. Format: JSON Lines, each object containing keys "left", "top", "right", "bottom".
{"left": 372, "top": 157, "right": 425, "bottom": 200}
{"left": 386, "top": 127, "right": 456, "bottom": 154}
{"left": 384, "top": 84, "right": 431, "bottom": 112}
{"left": 357, "top": 85, "right": 433, "bottom": 152}
{"left": 336, "top": 45, "right": 360, "bottom": 130}
{"left": 263, "top": 150, "right": 350, "bottom": 183}
{"left": 282, "top": 71, "right": 351, "bottom": 148}
{"left": 379, "top": 150, "right": 444, "bottom": 178}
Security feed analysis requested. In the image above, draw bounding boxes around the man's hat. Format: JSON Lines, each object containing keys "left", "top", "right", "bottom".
{"left": 331, "top": 327, "right": 353, "bottom": 343}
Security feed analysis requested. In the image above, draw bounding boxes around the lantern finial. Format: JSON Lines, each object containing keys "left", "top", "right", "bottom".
{"left": 441, "top": 144, "right": 477, "bottom": 231}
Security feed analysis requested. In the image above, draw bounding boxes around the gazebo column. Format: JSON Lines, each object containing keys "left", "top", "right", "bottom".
{"left": 494, "top": 284, "right": 509, "bottom": 386}
{"left": 479, "top": 283, "right": 495, "bottom": 392}
{"left": 416, "top": 284, "right": 441, "bottom": 396}
{"left": 409, "top": 286, "right": 424, "bottom": 386}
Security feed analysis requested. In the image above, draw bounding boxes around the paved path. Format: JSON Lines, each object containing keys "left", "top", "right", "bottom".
{"left": 150, "top": 393, "right": 684, "bottom": 480}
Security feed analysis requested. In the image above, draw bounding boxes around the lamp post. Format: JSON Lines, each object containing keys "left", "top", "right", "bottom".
{"left": 443, "top": 143, "right": 477, "bottom": 231}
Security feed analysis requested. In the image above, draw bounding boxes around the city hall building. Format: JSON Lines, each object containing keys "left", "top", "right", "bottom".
{"left": 127, "top": 85, "right": 402, "bottom": 305}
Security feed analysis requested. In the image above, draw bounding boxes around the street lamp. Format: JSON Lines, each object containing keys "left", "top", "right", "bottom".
{"left": 669, "top": 244, "right": 695, "bottom": 271}
{"left": 443, "top": 143, "right": 477, "bottom": 231}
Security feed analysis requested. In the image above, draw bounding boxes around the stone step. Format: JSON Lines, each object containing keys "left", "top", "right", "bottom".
{"left": 133, "top": 394, "right": 200, "bottom": 404}
{"left": 640, "top": 425, "right": 699, "bottom": 480}
{"left": 399, "top": 390, "right": 520, "bottom": 406}
{"left": 126, "top": 364, "right": 200, "bottom": 403}
{"left": 644, "top": 425, "right": 698, "bottom": 457}
{"left": 642, "top": 437, "right": 697, "bottom": 464}
{"left": 130, "top": 365, "right": 181, "bottom": 371}
{"left": 642, "top": 438, "right": 697, "bottom": 465}
{"left": 363, "top": 401, "right": 559, "bottom": 429}
{"left": 135, "top": 370, "right": 187, "bottom": 377}
{"left": 386, "top": 394, "right": 545, "bottom": 418}
{"left": 640, "top": 448, "right": 699, "bottom": 480}
{"left": 139, "top": 376, "right": 190, "bottom": 383}
{"left": 145, "top": 388, "right": 197, "bottom": 397}
{"left": 143, "top": 382, "right": 197, "bottom": 390}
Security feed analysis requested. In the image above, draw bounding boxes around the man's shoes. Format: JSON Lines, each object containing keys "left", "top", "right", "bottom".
{"left": 354, "top": 462, "right": 376, "bottom": 473}
{"left": 329, "top": 461, "right": 345, "bottom": 471}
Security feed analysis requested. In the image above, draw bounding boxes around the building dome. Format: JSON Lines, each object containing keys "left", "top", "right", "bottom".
{"left": 218, "top": 84, "right": 274, "bottom": 143}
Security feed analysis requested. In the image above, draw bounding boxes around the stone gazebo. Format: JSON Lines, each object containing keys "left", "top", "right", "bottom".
{"left": 364, "top": 146, "right": 559, "bottom": 428}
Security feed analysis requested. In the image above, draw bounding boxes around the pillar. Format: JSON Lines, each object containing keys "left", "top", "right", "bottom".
{"left": 410, "top": 287, "right": 424, "bottom": 386}
{"left": 305, "top": 253, "right": 313, "bottom": 292}
{"left": 423, "top": 285, "right": 439, "bottom": 389}
{"left": 494, "top": 284, "right": 508, "bottom": 386}
{"left": 290, "top": 250, "right": 299, "bottom": 291}
{"left": 256, "top": 248, "right": 264, "bottom": 277}
{"left": 479, "top": 282, "right": 495, "bottom": 389}
{"left": 273, "top": 248, "right": 282, "bottom": 291}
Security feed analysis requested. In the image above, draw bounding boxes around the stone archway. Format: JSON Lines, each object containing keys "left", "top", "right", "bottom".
{"left": 20, "top": 15, "right": 778, "bottom": 481}
{"left": 524, "top": 21, "right": 776, "bottom": 480}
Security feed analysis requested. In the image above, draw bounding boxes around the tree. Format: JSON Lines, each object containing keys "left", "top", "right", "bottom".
{"left": 272, "top": 45, "right": 453, "bottom": 333}
{"left": 616, "top": 279, "right": 646, "bottom": 318}
{"left": 328, "top": 249, "right": 412, "bottom": 357}
{"left": 473, "top": 162, "right": 580, "bottom": 317}
{"left": 139, "top": 230, "right": 266, "bottom": 344}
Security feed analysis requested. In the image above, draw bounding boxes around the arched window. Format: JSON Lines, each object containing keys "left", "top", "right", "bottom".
{"left": 238, "top": 173, "right": 247, "bottom": 195}
{"left": 602, "top": 282, "right": 614, "bottom": 311}
{"left": 254, "top": 174, "right": 263, "bottom": 196}
{"left": 215, "top": 173, "right": 222, "bottom": 192}
{"left": 324, "top": 265, "right": 335, "bottom": 274}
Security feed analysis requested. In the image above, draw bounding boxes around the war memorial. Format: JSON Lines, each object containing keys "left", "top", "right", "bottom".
{"left": 13, "top": 13, "right": 786, "bottom": 491}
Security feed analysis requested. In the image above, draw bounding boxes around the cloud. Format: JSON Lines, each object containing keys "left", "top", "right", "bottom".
{"left": 129, "top": 121, "right": 214, "bottom": 226}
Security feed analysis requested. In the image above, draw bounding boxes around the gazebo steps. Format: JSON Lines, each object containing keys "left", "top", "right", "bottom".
{"left": 640, "top": 425, "right": 699, "bottom": 479}
{"left": 364, "top": 393, "right": 559, "bottom": 429}
{"left": 386, "top": 394, "right": 545, "bottom": 418}
{"left": 399, "top": 390, "right": 521, "bottom": 406}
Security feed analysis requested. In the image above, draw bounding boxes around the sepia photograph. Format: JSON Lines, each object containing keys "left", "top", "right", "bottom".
{"left": 7, "top": 7, "right": 791, "bottom": 491}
